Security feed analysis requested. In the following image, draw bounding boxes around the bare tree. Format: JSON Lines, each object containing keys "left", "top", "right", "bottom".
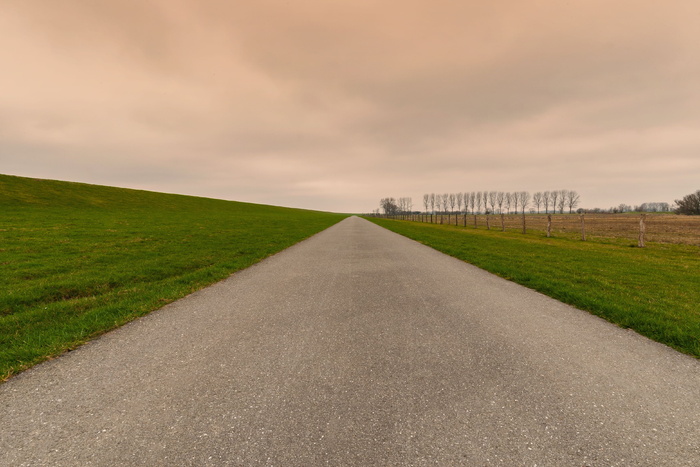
{"left": 423, "top": 194, "right": 429, "bottom": 222}
{"left": 543, "top": 191, "right": 551, "bottom": 213}
{"left": 380, "top": 197, "right": 399, "bottom": 216}
{"left": 397, "top": 197, "right": 411, "bottom": 218}
{"left": 448, "top": 193, "right": 457, "bottom": 224}
{"left": 532, "top": 192, "right": 543, "bottom": 213}
{"left": 550, "top": 190, "right": 559, "bottom": 215}
{"left": 675, "top": 189, "right": 700, "bottom": 215}
{"left": 519, "top": 191, "right": 531, "bottom": 214}
{"left": 512, "top": 192, "right": 519, "bottom": 215}
{"left": 558, "top": 189, "right": 568, "bottom": 214}
{"left": 469, "top": 192, "right": 476, "bottom": 214}
{"left": 504, "top": 192, "right": 512, "bottom": 214}
{"left": 566, "top": 190, "right": 580, "bottom": 213}
{"left": 441, "top": 193, "right": 449, "bottom": 223}
{"left": 488, "top": 191, "right": 497, "bottom": 214}
{"left": 496, "top": 191, "right": 505, "bottom": 214}
{"left": 456, "top": 192, "right": 464, "bottom": 216}
{"left": 440, "top": 193, "right": 449, "bottom": 212}
{"left": 476, "top": 192, "right": 483, "bottom": 214}
{"left": 462, "top": 192, "right": 470, "bottom": 225}
{"left": 429, "top": 193, "right": 436, "bottom": 223}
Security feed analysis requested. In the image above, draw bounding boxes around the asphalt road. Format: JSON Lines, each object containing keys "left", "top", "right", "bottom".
{"left": 1, "top": 216, "right": 699, "bottom": 466}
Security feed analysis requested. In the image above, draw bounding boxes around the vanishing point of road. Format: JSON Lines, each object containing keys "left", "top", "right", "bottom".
{"left": 1, "top": 216, "right": 699, "bottom": 466}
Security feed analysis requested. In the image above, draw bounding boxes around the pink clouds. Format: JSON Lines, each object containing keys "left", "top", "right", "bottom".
{"left": 1, "top": 0, "right": 699, "bottom": 212}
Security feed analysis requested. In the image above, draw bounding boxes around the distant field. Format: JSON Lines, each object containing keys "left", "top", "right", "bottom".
{"left": 0, "top": 174, "right": 347, "bottom": 380}
{"left": 366, "top": 217, "right": 700, "bottom": 358}
{"left": 399, "top": 213, "right": 700, "bottom": 246}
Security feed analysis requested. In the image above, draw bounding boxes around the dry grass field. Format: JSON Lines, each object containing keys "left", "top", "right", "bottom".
{"left": 406, "top": 213, "right": 700, "bottom": 246}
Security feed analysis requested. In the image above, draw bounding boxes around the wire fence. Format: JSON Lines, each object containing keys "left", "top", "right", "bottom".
{"left": 367, "top": 213, "right": 700, "bottom": 247}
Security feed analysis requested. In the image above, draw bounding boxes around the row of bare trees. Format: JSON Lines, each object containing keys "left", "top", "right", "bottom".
{"left": 416, "top": 190, "right": 580, "bottom": 216}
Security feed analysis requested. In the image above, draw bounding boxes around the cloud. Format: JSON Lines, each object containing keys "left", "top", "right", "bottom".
{"left": 1, "top": 0, "right": 699, "bottom": 212}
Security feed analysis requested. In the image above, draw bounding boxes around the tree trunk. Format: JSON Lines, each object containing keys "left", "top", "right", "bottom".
{"left": 486, "top": 214, "right": 490, "bottom": 230}
{"left": 547, "top": 214, "right": 552, "bottom": 238}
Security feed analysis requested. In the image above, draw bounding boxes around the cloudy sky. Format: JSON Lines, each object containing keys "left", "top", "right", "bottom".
{"left": 2, "top": 1, "right": 699, "bottom": 212}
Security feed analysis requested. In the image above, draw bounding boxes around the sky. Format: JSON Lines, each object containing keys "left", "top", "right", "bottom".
{"left": 2, "top": 0, "right": 700, "bottom": 213}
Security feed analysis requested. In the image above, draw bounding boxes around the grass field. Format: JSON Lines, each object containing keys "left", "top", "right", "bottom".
{"left": 365, "top": 217, "right": 700, "bottom": 358}
{"left": 0, "top": 174, "right": 347, "bottom": 380}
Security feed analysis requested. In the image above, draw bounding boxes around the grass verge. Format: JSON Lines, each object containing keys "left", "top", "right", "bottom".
{"left": 1, "top": 174, "right": 347, "bottom": 381}
{"left": 365, "top": 217, "right": 700, "bottom": 358}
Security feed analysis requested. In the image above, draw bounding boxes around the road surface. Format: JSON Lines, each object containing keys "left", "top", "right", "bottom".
{"left": 1, "top": 216, "right": 699, "bottom": 466}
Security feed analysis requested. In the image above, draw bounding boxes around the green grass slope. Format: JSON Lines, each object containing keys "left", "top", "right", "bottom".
{"left": 366, "top": 217, "right": 700, "bottom": 358}
{"left": 0, "top": 174, "right": 348, "bottom": 380}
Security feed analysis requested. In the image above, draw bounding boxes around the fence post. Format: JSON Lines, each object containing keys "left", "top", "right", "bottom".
{"left": 464, "top": 214, "right": 467, "bottom": 227}
{"left": 580, "top": 214, "right": 586, "bottom": 241}
{"left": 638, "top": 214, "right": 646, "bottom": 247}
{"left": 500, "top": 214, "right": 505, "bottom": 231}
{"left": 486, "top": 214, "right": 490, "bottom": 230}
{"left": 522, "top": 213, "right": 526, "bottom": 234}
{"left": 547, "top": 214, "right": 552, "bottom": 237}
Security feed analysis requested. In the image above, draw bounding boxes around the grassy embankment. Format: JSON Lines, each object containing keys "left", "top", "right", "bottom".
{"left": 1, "top": 174, "right": 347, "bottom": 380}
{"left": 366, "top": 217, "right": 700, "bottom": 358}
